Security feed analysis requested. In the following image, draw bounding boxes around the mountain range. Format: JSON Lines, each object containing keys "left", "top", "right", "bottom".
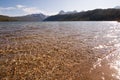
{"left": 0, "top": 13, "right": 47, "bottom": 21}
{"left": 1, "top": 8, "right": 120, "bottom": 21}
{"left": 45, "top": 8, "right": 120, "bottom": 21}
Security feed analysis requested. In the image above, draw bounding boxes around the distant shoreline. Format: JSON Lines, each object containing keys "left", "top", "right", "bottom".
{"left": 1, "top": 9, "right": 120, "bottom": 22}
{"left": 1, "top": 20, "right": 118, "bottom": 22}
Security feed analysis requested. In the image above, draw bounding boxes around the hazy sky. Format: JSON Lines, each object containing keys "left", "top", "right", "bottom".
{"left": 0, "top": 0, "right": 120, "bottom": 16}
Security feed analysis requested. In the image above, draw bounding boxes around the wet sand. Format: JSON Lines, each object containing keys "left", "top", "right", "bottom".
{"left": 0, "top": 22, "right": 120, "bottom": 80}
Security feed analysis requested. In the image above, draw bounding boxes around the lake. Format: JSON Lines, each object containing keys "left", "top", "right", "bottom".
{"left": 0, "top": 21, "right": 120, "bottom": 80}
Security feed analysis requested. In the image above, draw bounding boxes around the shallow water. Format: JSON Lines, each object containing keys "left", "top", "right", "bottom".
{"left": 0, "top": 21, "right": 120, "bottom": 80}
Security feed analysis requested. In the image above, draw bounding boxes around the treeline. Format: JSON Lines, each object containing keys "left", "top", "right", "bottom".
{"left": 0, "top": 15, "right": 16, "bottom": 21}
{"left": 44, "top": 9, "right": 120, "bottom": 21}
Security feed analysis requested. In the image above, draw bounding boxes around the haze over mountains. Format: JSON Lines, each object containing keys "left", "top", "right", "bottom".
{"left": 1, "top": 7, "right": 120, "bottom": 21}
{"left": 58, "top": 10, "right": 78, "bottom": 15}
{"left": 114, "top": 6, "right": 120, "bottom": 9}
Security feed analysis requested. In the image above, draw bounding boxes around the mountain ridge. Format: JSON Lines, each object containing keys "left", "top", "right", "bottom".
{"left": 1, "top": 8, "right": 120, "bottom": 21}
{"left": 44, "top": 8, "right": 120, "bottom": 21}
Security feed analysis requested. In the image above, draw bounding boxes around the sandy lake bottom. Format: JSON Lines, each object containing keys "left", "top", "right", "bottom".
{"left": 0, "top": 21, "right": 120, "bottom": 80}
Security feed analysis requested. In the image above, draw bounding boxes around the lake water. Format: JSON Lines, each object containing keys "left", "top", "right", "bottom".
{"left": 0, "top": 21, "right": 120, "bottom": 80}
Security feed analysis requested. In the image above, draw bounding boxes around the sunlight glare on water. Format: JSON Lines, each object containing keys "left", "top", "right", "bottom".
{"left": 90, "top": 22, "right": 120, "bottom": 80}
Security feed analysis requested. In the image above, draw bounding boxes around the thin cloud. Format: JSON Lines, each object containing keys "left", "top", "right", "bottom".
{"left": 22, "top": 7, "right": 41, "bottom": 14}
{"left": 16, "top": 5, "right": 57, "bottom": 15}
{"left": 16, "top": 5, "right": 41, "bottom": 14}
{"left": 0, "top": 5, "right": 42, "bottom": 15}
{"left": 16, "top": 5, "right": 24, "bottom": 9}
{"left": 0, "top": 7, "right": 16, "bottom": 16}
{"left": 0, "top": 5, "right": 56, "bottom": 16}
{"left": 0, "top": 7, "right": 15, "bottom": 10}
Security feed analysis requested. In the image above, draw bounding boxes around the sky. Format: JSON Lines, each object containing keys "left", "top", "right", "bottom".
{"left": 0, "top": 0, "right": 120, "bottom": 16}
